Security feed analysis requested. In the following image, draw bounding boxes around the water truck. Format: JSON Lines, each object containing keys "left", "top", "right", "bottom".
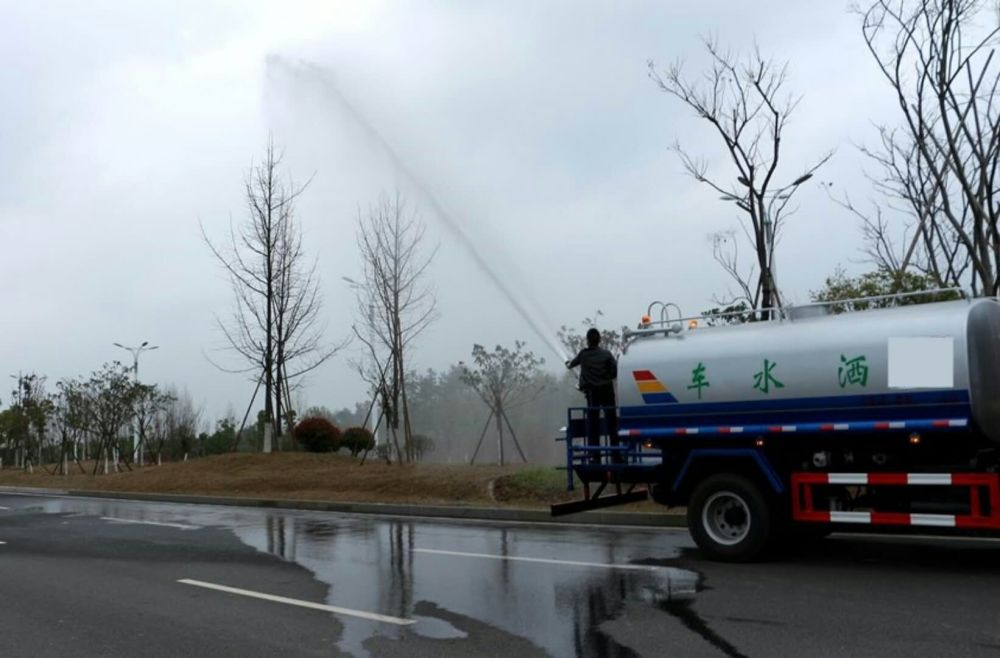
{"left": 553, "top": 292, "right": 1000, "bottom": 561}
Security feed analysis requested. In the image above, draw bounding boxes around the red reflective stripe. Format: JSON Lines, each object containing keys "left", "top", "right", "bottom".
{"left": 956, "top": 516, "right": 1000, "bottom": 529}
{"left": 799, "top": 510, "right": 831, "bottom": 523}
{"left": 952, "top": 473, "right": 993, "bottom": 486}
{"left": 718, "top": 427, "right": 731, "bottom": 434}
{"left": 674, "top": 428, "right": 686, "bottom": 435}
{"left": 874, "top": 422, "right": 890, "bottom": 430}
{"left": 932, "top": 420, "right": 950, "bottom": 428}
{"left": 791, "top": 472, "right": 829, "bottom": 484}
{"left": 870, "top": 511, "right": 911, "bottom": 525}
{"left": 632, "top": 370, "right": 656, "bottom": 381}
{"left": 868, "top": 473, "right": 907, "bottom": 486}
{"left": 820, "top": 424, "right": 835, "bottom": 431}
{"left": 768, "top": 426, "right": 782, "bottom": 433}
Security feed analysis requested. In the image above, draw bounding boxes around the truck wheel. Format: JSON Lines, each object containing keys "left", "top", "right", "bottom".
{"left": 687, "top": 474, "right": 772, "bottom": 562}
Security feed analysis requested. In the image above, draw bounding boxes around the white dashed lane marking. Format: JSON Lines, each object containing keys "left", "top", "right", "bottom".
{"left": 177, "top": 579, "right": 414, "bottom": 625}
{"left": 101, "top": 517, "right": 200, "bottom": 530}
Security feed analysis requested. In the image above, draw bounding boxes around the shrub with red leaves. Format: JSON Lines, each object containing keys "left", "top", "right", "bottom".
{"left": 293, "top": 417, "right": 342, "bottom": 453}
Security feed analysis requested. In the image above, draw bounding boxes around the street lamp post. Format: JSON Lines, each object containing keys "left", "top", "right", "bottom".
{"left": 343, "top": 276, "right": 380, "bottom": 448}
{"left": 721, "top": 172, "right": 815, "bottom": 317}
{"left": 113, "top": 341, "right": 159, "bottom": 465}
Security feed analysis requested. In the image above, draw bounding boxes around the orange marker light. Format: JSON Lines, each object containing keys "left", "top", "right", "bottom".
{"left": 755, "top": 439, "right": 765, "bottom": 448}
{"left": 909, "top": 433, "right": 921, "bottom": 445}
{"left": 640, "top": 314, "right": 652, "bottom": 327}
{"left": 688, "top": 319, "right": 699, "bottom": 329}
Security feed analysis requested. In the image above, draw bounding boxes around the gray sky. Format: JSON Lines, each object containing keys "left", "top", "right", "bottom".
{"left": 0, "top": 1, "right": 900, "bottom": 423}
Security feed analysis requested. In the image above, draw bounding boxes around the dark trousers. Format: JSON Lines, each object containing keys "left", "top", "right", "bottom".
{"left": 585, "top": 385, "right": 619, "bottom": 463}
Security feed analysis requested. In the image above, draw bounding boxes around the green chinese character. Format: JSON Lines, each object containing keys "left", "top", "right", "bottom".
{"left": 839, "top": 354, "right": 869, "bottom": 388}
{"left": 687, "top": 362, "right": 710, "bottom": 399}
{"left": 753, "top": 359, "right": 784, "bottom": 394}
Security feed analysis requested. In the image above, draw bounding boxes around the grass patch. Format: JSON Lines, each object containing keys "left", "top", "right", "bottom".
{"left": 492, "top": 467, "right": 576, "bottom": 503}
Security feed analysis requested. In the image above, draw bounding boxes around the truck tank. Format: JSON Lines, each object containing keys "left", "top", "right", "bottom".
{"left": 617, "top": 298, "right": 1000, "bottom": 441}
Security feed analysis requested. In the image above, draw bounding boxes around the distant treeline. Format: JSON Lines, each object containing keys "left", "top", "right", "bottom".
{"left": 313, "top": 366, "right": 584, "bottom": 465}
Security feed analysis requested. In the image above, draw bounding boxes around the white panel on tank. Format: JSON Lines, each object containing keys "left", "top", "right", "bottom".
{"left": 888, "top": 337, "right": 954, "bottom": 388}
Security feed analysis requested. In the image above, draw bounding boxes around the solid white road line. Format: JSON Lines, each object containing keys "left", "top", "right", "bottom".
{"left": 0, "top": 541, "right": 6, "bottom": 545}
{"left": 0, "top": 506, "right": 11, "bottom": 510}
{"left": 831, "top": 532, "right": 1000, "bottom": 544}
{"left": 177, "top": 579, "right": 414, "bottom": 625}
{"left": 101, "top": 517, "right": 200, "bottom": 530}
{"left": 414, "top": 548, "right": 666, "bottom": 572}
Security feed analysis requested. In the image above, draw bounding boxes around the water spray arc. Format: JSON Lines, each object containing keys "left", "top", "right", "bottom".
{"left": 266, "top": 55, "right": 568, "bottom": 362}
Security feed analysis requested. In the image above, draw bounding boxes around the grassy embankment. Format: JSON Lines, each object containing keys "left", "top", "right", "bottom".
{"left": 0, "top": 453, "right": 667, "bottom": 510}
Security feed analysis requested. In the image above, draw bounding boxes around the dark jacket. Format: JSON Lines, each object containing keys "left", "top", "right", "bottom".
{"left": 568, "top": 346, "right": 617, "bottom": 390}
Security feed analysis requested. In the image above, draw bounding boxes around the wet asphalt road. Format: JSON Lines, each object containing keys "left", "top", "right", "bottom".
{"left": 0, "top": 493, "right": 999, "bottom": 657}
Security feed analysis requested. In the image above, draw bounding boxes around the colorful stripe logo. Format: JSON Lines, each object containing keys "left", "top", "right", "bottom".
{"left": 632, "top": 370, "right": 677, "bottom": 404}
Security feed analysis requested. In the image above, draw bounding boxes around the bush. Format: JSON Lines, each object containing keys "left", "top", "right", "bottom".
{"left": 342, "top": 426, "right": 375, "bottom": 457}
{"left": 293, "top": 417, "right": 342, "bottom": 453}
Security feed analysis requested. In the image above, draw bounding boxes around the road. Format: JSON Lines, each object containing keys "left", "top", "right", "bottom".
{"left": 0, "top": 492, "right": 998, "bottom": 657}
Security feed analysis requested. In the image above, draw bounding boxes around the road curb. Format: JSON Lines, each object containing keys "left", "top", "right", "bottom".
{"left": 0, "top": 486, "right": 687, "bottom": 529}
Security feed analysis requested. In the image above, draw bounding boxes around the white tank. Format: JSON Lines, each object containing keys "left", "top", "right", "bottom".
{"left": 618, "top": 298, "right": 1000, "bottom": 441}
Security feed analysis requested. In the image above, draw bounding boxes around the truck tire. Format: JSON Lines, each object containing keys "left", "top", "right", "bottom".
{"left": 687, "top": 474, "right": 772, "bottom": 562}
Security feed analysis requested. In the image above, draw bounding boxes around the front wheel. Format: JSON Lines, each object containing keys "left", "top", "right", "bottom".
{"left": 687, "top": 474, "right": 772, "bottom": 562}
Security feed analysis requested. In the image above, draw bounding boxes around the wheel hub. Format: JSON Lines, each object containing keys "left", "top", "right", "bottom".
{"left": 702, "top": 491, "right": 752, "bottom": 546}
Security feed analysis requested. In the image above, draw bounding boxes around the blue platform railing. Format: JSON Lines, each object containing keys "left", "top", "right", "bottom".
{"left": 559, "top": 407, "right": 660, "bottom": 491}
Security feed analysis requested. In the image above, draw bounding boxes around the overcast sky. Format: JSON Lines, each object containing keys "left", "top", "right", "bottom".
{"left": 0, "top": 1, "right": 901, "bottom": 422}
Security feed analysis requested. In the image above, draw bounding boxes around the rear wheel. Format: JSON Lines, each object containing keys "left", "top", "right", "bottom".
{"left": 687, "top": 474, "right": 772, "bottom": 562}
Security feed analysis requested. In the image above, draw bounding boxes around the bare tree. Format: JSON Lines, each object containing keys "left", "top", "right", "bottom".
{"left": 203, "top": 138, "right": 337, "bottom": 452}
{"left": 649, "top": 40, "right": 831, "bottom": 315}
{"left": 459, "top": 342, "right": 544, "bottom": 466}
{"left": 150, "top": 387, "right": 202, "bottom": 464}
{"left": 853, "top": 0, "right": 1000, "bottom": 295}
{"left": 352, "top": 191, "right": 438, "bottom": 464}
{"left": 132, "top": 385, "right": 173, "bottom": 466}
{"left": 272, "top": 194, "right": 342, "bottom": 439}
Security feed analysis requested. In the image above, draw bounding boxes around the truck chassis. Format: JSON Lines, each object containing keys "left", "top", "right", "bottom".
{"left": 552, "top": 406, "right": 1000, "bottom": 561}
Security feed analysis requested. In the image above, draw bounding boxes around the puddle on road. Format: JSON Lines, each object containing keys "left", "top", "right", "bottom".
{"left": 220, "top": 511, "right": 705, "bottom": 657}
{"left": 632, "top": 566, "right": 699, "bottom": 605}
{"left": 629, "top": 557, "right": 748, "bottom": 658}
{"left": 16, "top": 496, "right": 702, "bottom": 657}
{"left": 408, "top": 614, "right": 468, "bottom": 639}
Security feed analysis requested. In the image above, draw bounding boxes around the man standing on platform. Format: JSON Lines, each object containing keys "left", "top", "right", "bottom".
{"left": 566, "top": 328, "right": 619, "bottom": 463}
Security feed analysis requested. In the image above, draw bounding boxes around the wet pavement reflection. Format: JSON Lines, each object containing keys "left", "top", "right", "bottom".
{"left": 9, "top": 495, "right": 699, "bottom": 657}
